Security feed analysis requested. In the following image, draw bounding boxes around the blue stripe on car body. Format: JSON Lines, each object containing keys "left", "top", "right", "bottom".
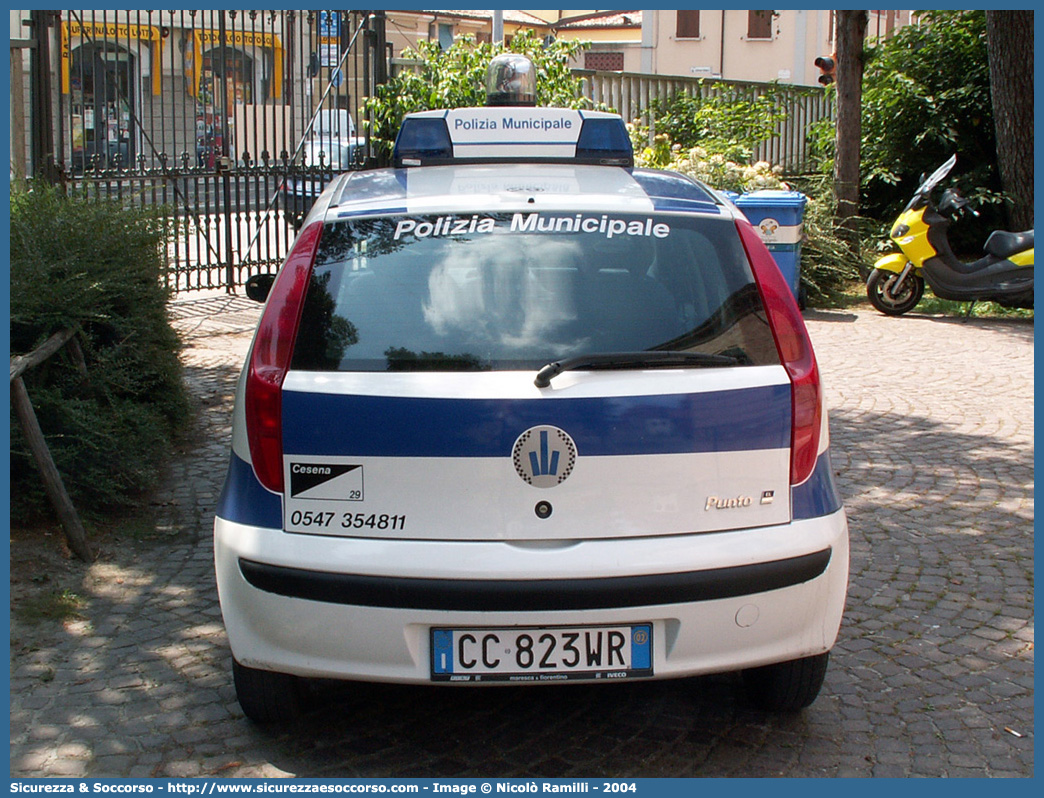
{"left": 334, "top": 170, "right": 409, "bottom": 208}
{"left": 792, "top": 451, "right": 844, "bottom": 520}
{"left": 280, "top": 386, "right": 791, "bottom": 458}
{"left": 630, "top": 169, "right": 724, "bottom": 215}
{"left": 336, "top": 207, "right": 408, "bottom": 218}
{"left": 217, "top": 453, "right": 282, "bottom": 528}
{"left": 646, "top": 197, "right": 724, "bottom": 214}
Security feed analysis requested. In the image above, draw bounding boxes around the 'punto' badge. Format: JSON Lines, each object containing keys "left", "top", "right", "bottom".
{"left": 512, "top": 426, "right": 577, "bottom": 488}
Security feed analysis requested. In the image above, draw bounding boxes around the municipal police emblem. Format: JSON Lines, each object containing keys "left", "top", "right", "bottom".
{"left": 512, "top": 426, "right": 577, "bottom": 488}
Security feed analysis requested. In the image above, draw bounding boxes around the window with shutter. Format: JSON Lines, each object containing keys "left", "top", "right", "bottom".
{"left": 676, "top": 10, "right": 701, "bottom": 39}
{"left": 747, "top": 10, "right": 773, "bottom": 39}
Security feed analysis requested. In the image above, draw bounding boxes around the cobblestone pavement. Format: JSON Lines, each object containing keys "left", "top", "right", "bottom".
{"left": 10, "top": 297, "right": 1033, "bottom": 778}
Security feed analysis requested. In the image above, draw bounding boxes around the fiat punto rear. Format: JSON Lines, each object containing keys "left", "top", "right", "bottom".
{"left": 215, "top": 61, "right": 847, "bottom": 724}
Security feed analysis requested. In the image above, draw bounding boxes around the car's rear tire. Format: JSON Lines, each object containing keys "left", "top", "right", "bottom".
{"left": 742, "top": 652, "right": 829, "bottom": 712}
{"left": 232, "top": 658, "right": 304, "bottom": 724}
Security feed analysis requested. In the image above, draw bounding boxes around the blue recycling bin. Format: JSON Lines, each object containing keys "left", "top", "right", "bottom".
{"left": 731, "top": 190, "right": 808, "bottom": 304}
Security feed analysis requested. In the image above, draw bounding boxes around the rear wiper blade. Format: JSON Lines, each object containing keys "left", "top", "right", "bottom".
{"left": 534, "top": 351, "right": 740, "bottom": 388}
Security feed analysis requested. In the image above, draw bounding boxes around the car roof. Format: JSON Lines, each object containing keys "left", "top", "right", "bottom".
{"left": 323, "top": 164, "right": 739, "bottom": 221}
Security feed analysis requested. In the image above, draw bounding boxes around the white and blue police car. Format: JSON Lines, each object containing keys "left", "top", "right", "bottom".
{"left": 215, "top": 55, "right": 848, "bottom": 723}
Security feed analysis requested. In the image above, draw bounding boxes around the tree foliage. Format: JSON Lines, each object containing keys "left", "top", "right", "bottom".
{"left": 862, "top": 12, "right": 993, "bottom": 194}
{"left": 364, "top": 31, "right": 595, "bottom": 159}
{"left": 812, "top": 10, "right": 1000, "bottom": 245}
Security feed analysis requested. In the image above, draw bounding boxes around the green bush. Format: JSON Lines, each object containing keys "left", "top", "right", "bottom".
{"left": 633, "top": 86, "right": 787, "bottom": 163}
{"left": 628, "top": 86, "right": 789, "bottom": 194}
{"left": 634, "top": 104, "right": 864, "bottom": 302}
{"left": 787, "top": 175, "right": 872, "bottom": 305}
{"left": 10, "top": 184, "right": 190, "bottom": 524}
{"left": 364, "top": 30, "right": 596, "bottom": 159}
{"left": 631, "top": 132, "right": 789, "bottom": 193}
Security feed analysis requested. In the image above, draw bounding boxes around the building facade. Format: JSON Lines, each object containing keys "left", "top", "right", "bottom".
{"left": 12, "top": 10, "right": 384, "bottom": 176}
{"left": 381, "top": 10, "right": 913, "bottom": 87}
{"left": 642, "top": 10, "right": 912, "bottom": 86}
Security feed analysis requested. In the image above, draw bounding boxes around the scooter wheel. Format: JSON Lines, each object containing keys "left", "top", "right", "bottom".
{"left": 867, "top": 268, "right": 924, "bottom": 316}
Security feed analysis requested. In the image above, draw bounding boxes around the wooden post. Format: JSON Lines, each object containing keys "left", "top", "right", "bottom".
{"left": 10, "top": 327, "right": 93, "bottom": 562}
{"left": 9, "top": 327, "right": 78, "bottom": 381}
{"left": 11, "top": 376, "right": 93, "bottom": 562}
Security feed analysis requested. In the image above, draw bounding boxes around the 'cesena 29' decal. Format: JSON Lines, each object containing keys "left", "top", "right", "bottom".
{"left": 289, "top": 462, "right": 364, "bottom": 501}
{"left": 512, "top": 426, "right": 577, "bottom": 488}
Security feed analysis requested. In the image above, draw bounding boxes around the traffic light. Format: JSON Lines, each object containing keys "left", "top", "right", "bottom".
{"left": 814, "top": 54, "right": 836, "bottom": 85}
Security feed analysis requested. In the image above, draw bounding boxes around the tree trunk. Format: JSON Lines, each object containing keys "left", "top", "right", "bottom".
{"left": 986, "top": 11, "right": 1034, "bottom": 232}
{"left": 833, "top": 10, "right": 868, "bottom": 253}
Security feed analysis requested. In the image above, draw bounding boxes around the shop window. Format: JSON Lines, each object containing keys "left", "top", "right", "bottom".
{"left": 676, "top": 10, "right": 700, "bottom": 39}
{"left": 68, "top": 42, "right": 136, "bottom": 172}
{"left": 196, "top": 46, "right": 256, "bottom": 168}
{"left": 201, "top": 47, "right": 255, "bottom": 108}
{"left": 747, "top": 10, "right": 773, "bottom": 40}
{"left": 584, "top": 52, "right": 625, "bottom": 72}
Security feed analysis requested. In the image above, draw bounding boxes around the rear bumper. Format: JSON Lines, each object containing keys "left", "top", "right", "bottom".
{"left": 238, "top": 549, "right": 831, "bottom": 611}
{"left": 214, "top": 510, "right": 848, "bottom": 683}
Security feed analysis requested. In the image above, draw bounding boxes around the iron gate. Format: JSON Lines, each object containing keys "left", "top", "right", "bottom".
{"left": 49, "top": 9, "right": 387, "bottom": 293}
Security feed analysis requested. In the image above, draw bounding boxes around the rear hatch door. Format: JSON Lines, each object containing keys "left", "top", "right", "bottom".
{"left": 280, "top": 205, "right": 792, "bottom": 541}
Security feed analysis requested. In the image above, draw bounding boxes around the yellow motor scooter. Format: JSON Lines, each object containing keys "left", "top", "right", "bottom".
{"left": 867, "top": 155, "right": 1033, "bottom": 315}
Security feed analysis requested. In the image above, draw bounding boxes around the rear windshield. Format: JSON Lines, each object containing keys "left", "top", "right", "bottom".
{"left": 290, "top": 211, "right": 779, "bottom": 372}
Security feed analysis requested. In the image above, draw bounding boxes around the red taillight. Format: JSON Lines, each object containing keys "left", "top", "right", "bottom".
{"left": 736, "top": 219, "right": 823, "bottom": 485}
{"left": 245, "top": 221, "right": 324, "bottom": 493}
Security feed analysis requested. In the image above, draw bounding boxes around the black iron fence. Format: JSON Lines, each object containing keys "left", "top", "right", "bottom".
{"left": 22, "top": 9, "right": 387, "bottom": 293}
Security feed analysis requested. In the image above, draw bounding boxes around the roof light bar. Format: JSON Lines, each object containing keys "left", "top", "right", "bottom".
{"left": 576, "top": 118, "right": 633, "bottom": 166}
{"left": 392, "top": 118, "right": 454, "bottom": 167}
{"left": 392, "top": 108, "right": 633, "bottom": 168}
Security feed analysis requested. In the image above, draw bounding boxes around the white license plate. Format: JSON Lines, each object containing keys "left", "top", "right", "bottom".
{"left": 431, "top": 624, "right": 653, "bottom": 682}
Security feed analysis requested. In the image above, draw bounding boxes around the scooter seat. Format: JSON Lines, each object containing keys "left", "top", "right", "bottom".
{"left": 985, "top": 229, "right": 1033, "bottom": 259}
